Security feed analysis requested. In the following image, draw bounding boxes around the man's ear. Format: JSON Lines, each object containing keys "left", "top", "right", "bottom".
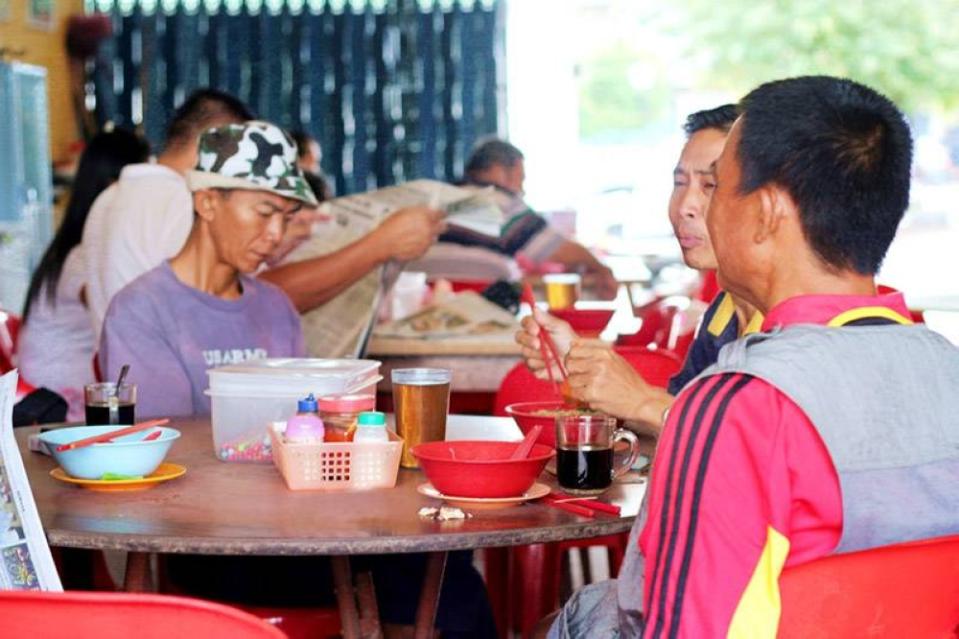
{"left": 754, "top": 185, "right": 793, "bottom": 243}
{"left": 194, "top": 190, "right": 218, "bottom": 222}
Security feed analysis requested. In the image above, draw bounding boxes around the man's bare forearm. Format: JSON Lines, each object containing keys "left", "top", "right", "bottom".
{"left": 260, "top": 234, "right": 389, "bottom": 312}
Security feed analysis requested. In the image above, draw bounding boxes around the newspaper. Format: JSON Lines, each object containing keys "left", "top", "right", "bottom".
{"left": 0, "top": 370, "right": 61, "bottom": 590}
{"left": 285, "top": 180, "right": 504, "bottom": 358}
{"left": 375, "top": 291, "right": 519, "bottom": 340}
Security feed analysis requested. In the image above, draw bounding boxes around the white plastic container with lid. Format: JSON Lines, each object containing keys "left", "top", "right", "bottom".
{"left": 206, "top": 358, "right": 381, "bottom": 463}
{"left": 352, "top": 411, "right": 390, "bottom": 444}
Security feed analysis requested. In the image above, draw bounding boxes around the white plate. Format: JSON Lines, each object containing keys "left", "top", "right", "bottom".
{"left": 417, "top": 481, "right": 550, "bottom": 510}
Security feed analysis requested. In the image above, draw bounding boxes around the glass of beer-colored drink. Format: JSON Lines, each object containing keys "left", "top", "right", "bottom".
{"left": 392, "top": 368, "right": 452, "bottom": 468}
{"left": 543, "top": 273, "right": 581, "bottom": 310}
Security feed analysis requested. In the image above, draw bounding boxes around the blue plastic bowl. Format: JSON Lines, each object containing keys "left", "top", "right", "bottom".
{"left": 38, "top": 425, "right": 180, "bottom": 480}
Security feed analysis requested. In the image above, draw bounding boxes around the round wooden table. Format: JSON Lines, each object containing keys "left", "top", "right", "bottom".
{"left": 16, "top": 417, "right": 646, "bottom": 638}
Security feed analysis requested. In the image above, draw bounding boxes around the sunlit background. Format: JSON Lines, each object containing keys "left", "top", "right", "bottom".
{"left": 507, "top": 0, "right": 959, "bottom": 307}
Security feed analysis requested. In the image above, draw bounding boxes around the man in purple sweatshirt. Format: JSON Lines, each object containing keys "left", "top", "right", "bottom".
{"left": 99, "top": 120, "right": 315, "bottom": 417}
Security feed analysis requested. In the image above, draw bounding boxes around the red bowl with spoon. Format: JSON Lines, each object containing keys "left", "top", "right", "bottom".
{"left": 411, "top": 440, "right": 554, "bottom": 498}
{"left": 505, "top": 400, "right": 592, "bottom": 448}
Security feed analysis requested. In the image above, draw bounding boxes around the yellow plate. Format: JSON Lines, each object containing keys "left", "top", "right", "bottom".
{"left": 417, "top": 481, "right": 551, "bottom": 511}
{"left": 50, "top": 463, "right": 186, "bottom": 492}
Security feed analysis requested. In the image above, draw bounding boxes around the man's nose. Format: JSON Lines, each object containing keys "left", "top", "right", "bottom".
{"left": 264, "top": 214, "right": 285, "bottom": 242}
{"left": 679, "top": 189, "right": 703, "bottom": 218}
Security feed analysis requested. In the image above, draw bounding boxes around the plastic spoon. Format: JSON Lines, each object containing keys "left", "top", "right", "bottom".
{"left": 509, "top": 425, "right": 543, "bottom": 460}
{"left": 114, "top": 364, "right": 130, "bottom": 394}
{"left": 107, "top": 364, "right": 130, "bottom": 424}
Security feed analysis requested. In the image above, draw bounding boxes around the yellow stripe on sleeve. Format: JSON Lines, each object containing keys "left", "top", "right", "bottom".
{"left": 726, "top": 526, "right": 791, "bottom": 639}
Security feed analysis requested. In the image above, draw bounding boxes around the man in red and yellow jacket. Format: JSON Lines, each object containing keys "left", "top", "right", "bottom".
{"left": 549, "top": 76, "right": 959, "bottom": 638}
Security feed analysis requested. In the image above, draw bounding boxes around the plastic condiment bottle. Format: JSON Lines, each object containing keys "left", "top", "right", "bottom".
{"left": 285, "top": 394, "right": 325, "bottom": 443}
{"left": 352, "top": 411, "right": 390, "bottom": 444}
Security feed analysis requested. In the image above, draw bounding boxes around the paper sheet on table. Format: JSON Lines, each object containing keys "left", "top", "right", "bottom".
{"left": 0, "top": 370, "right": 61, "bottom": 590}
{"left": 375, "top": 291, "right": 519, "bottom": 340}
{"left": 286, "top": 180, "right": 504, "bottom": 358}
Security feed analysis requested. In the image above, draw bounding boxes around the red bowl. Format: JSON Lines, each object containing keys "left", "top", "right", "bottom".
{"left": 550, "top": 308, "right": 615, "bottom": 337}
{"left": 504, "top": 401, "right": 571, "bottom": 448}
{"left": 411, "top": 440, "right": 554, "bottom": 498}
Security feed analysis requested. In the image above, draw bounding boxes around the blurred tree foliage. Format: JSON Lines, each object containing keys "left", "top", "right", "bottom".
{"left": 578, "top": 41, "right": 672, "bottom": 139}
{"left": 670, "top": 0, "right": 959, "bottom": 112}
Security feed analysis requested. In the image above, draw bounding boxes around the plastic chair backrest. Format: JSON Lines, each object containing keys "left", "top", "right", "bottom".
{"left": 877, "top": 283, "right": 925, "bottom": 324}
{"left": 493, "top": 347, "right": 682, "bottom": 416}
{"left": 612, "top": 346, "right": 683, "bottom": 389}
{"left": 622, "top": 296, "right": 698, "bottom": 359}
{"left": 695, "top": 271, "right": 720, "bottom": 303}
{"left": 493, "top": 362, "right": 562, "bottom": 416}
{"left": 0, "top": 590, "right": 288, "bottom": 639}
{"left": 778, "top": 534, "right": 959, "bottom": 638}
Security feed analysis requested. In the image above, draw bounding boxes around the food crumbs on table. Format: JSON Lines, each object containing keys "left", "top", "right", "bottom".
{"left": 438, "top": 507, "right": 469, "bottom": 520}
{"left": 418, "top": 506, "right": 471, "bottom": 520}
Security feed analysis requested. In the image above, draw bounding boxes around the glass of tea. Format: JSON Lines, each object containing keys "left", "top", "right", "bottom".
{"left": 84, "top": 383, "right": 136, "bottom": 425}
{"left": 543, "top": 273, "right": 581, "bottom": 310}
{"left": 555, "top": 414, "right": 639, "bottom": 495}
{"left": 392, "top": 368, "right": 451, "bottom": 468}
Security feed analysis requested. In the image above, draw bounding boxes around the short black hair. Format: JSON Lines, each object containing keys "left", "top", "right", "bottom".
{"left": 465, "top": 138, "right": 523, "bottom": 176}
{"left": 302, "top": 169, "right": 331, "bottom": 203}
{"left": 165, "top": 88, "right": 253, "bottom": 150}
{"left": 737, "top": 76, "right": 912, "bottom": 275}
{"left": 290, "top": 130, "right": 314, "bottom": 158}
{"left": 684, "top": 104, "right": 739, "bottom": 136}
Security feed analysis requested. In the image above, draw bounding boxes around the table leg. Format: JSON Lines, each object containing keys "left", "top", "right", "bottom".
{"left": 332, "top": 556, "right": 363, "bottom": 639}
{"left": 413, "top": 551, "right": 448, "bottom": 639}
{"left": 123, "top": 551, "right": 152, "bottom": 592}
{"left": 354, "top": 570, "right": 383, "bottom": 639}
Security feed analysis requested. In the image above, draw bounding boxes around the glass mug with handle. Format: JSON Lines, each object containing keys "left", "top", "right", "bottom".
{"left": 555, "top": 414, "right": 639, "bottom": 495}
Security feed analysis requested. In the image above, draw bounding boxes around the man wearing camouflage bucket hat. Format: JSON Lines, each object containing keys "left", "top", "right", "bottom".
{"left": 187, "top": 120, "right": 319, "bottom": 208}
{"left": 99, "top": 120, "right": 311, "bottom": 418}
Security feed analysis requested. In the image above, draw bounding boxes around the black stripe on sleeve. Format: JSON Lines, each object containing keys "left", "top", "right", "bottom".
{"left": 642, "top": 376, "right": 711, "bottom": 619}
{"left": 647, "top": 373, "right": 739, "bottom": 639}
{"left": 667, "top": 374, "right": 755, "bottom": 639}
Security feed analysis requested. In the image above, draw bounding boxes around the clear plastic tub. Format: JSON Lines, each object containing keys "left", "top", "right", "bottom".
{"left": 269, "top": 422, "right": 403, "bottom": 491}
{"left": 206, "top": 358, "right": 381, "bottom": 463}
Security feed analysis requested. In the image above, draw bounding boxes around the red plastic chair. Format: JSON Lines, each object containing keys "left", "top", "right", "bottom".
{"left": 0, "top": 309, "right": 36, "bottom": 401}
{"left": 489, "top": 348, "right": 682, "bottom": 638}
{"left": 619, "top": 295, "right": 699, "bottom": 360}
{"left": 695, "top": 270, "right": 720, "bottom": 303}
{"left": 877, "top": 284, "right": 925, "bottom": 324}
{"left": 779, "top": 534, "right": 959, "bottom": 638}
{"left": 0, "top": 308, "right": 20, "bottom": 372}
{"left": 0, "top": 590, "right": 287, "bottom": 638}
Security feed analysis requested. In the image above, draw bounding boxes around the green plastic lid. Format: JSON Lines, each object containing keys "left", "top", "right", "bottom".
{"left": 357, "top": 411, "right": 386, "bottom": 427}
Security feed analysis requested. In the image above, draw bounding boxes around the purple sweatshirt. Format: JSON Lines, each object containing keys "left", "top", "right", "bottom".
{"left": 99, "top": 262, "right": 305, "bottom": 418}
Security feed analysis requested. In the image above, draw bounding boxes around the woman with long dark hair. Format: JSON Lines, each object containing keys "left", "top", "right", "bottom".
{"left": 19, "top": 127, "right": 149, "bottom": 418}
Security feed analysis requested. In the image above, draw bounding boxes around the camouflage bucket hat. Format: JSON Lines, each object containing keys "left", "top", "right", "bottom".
{"left": 186, "top": 120, "right": 319, "bottom": 207}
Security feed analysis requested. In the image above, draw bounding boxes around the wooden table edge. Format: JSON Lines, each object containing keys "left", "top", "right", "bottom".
{"left": 46, "top": 517, "right": 635, "bottom": 555}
